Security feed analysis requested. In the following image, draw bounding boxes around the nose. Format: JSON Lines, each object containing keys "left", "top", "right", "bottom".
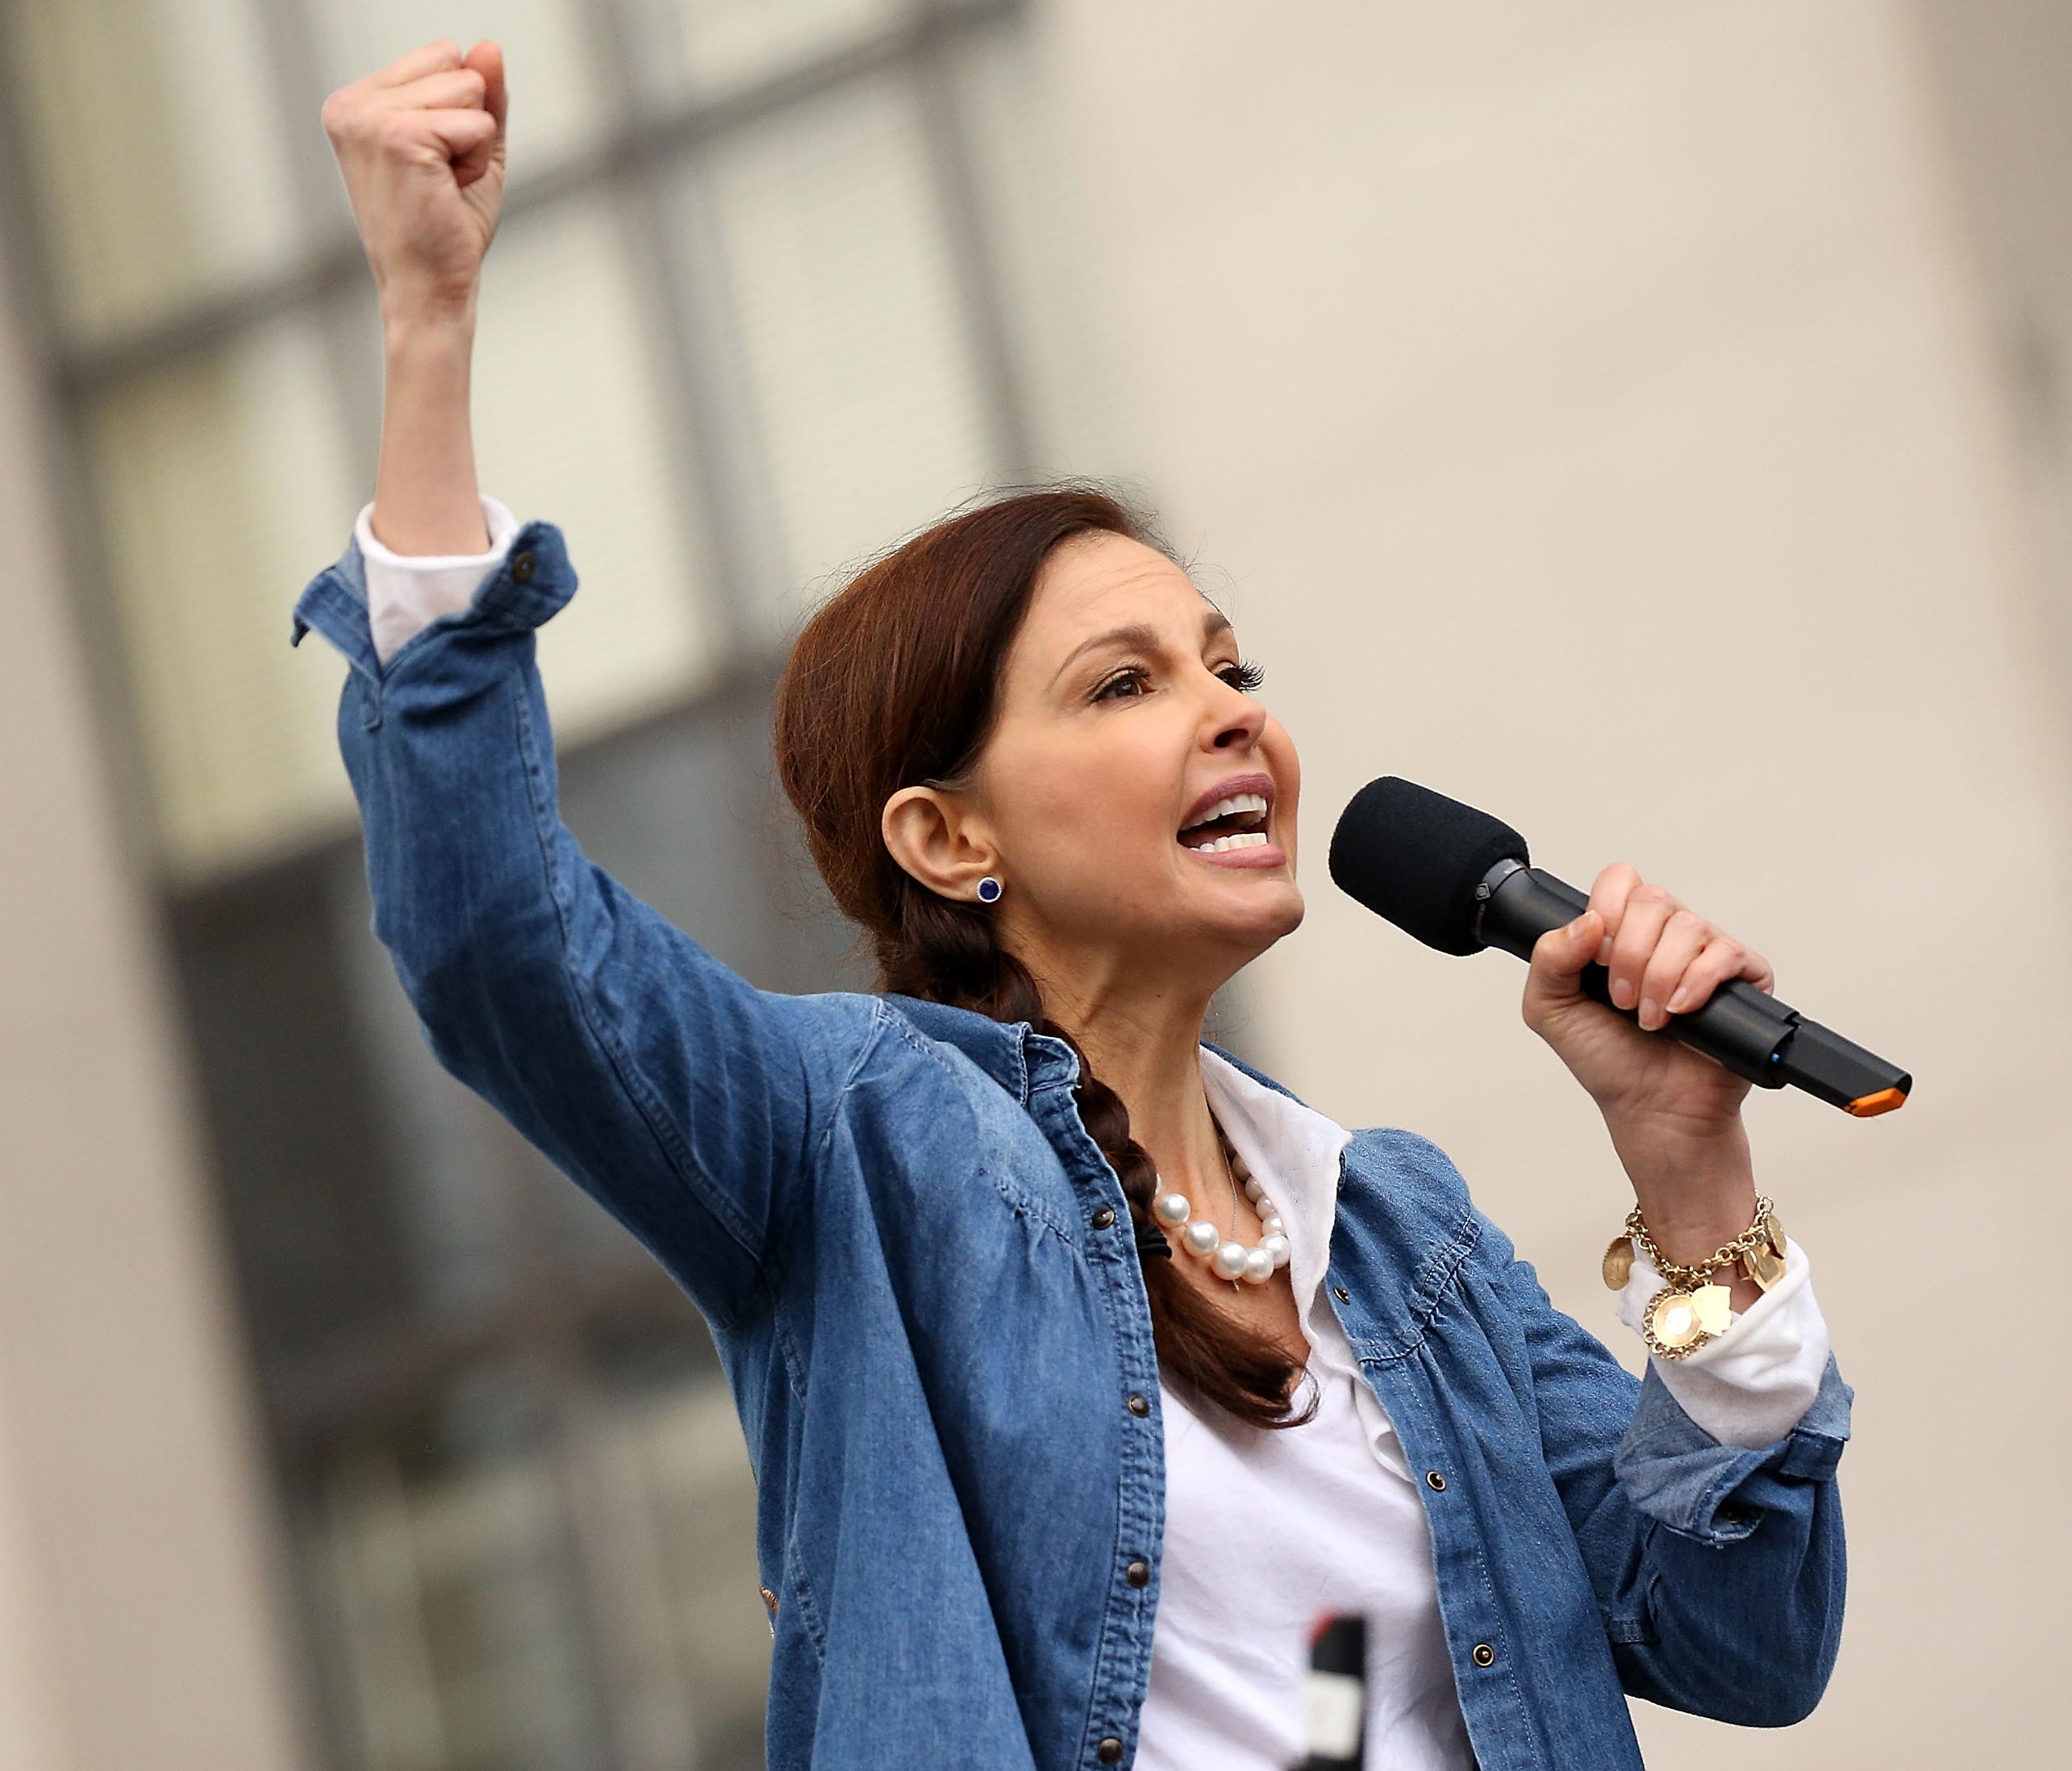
{"left": 1208, "top": 681, "right": 1267, "bottom": 753}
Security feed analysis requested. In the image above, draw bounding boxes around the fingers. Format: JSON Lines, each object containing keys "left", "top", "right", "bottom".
{"left": 1636, "top": 910, "right": 1710, "bottom": 1030}
{"left": 369, "top": 65, "right": 494, "bottom": 172}
{"left": 366, "top": 40, "right": 467, "bottom": 90}
{"left": 377, "top": 68, "right": 490, "bottom": 114}
{"left": 1664, "top": 936, "right": 1774, "bottom": 1019}
{"left": 356, "top": 44, "right": 502, "bottom": 187}
{"left": 1603, "top": 877, "right": 1678, "bottom": 1017}
{"left": 1586, "top": 860, "right": 1778, "bottom": 1030}
{"left": 414, "top": 107, "right": 499, "bottom": 167}
{"left": 368, "top": 42, "right": 501, "bottom": 120}
{"left": 324, "top": 61, "right": 492, "bottom": 154}
{"left": 1586, "top": 862, "right": 1641, "bottom": 965}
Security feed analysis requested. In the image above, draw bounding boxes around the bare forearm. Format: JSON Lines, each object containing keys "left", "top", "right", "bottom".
{"left": 372, "top": 306, "right": 489, "bottom": 554}
{"left": 323, "top": 35, "right": 507, "bottom": 552}
{"left": 1606, "top": 1111, "right": 1762, "bottom": 1310}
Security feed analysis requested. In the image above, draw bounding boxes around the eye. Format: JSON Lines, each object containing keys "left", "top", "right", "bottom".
{"left": 1093, "top": 665, "right": 1151, "bottom": 702}
{"left": 1216, "top": 658, "right": 1265, "bottom": 694}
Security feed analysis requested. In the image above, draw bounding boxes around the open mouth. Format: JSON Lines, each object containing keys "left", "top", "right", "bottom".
{"left": 1178, "top": 790, "right": 1271, "bottom": 853}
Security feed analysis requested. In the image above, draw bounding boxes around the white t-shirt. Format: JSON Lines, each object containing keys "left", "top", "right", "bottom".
{"left": 353, "top": 498, "right": 1833, "bottom": 1769}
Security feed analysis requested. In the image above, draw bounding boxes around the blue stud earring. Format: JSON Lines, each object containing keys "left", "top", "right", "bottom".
{"left": 976, "top": 876, "right": 1003, "bottom": 904}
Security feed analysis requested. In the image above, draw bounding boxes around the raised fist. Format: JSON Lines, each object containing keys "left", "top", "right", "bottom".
{"left": 321, "top": 39, "right": 507, "bottom": 322}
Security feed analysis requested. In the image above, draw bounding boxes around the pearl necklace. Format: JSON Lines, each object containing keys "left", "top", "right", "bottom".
{"left": 1150, "top": 1122, "right": 1293, "bottom": 1286}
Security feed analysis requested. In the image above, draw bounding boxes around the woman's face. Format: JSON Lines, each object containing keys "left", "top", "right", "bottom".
{"left": 965, "top": 530, "right": 1305, "bottom": 990}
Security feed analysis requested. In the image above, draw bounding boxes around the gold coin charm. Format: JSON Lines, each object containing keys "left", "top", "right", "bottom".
{"left": 1742, "top": 1241, "right": 1785, "bottom": 1291}
{"left": 1693, "top": 1284, "right": 1733, "bottom": 1336}
{"left": 1764, "top": 1208, "right": 1786, "bottom": 1257}
{"left": 1602, "top": 1236, "right": 1635, "bottom": 1291}
{"left": 1643, "top": 1286, "right": 1708, "bottom": 1358}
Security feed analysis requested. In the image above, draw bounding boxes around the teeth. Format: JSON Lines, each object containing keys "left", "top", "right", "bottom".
{"left": 1196, "top": 831, "right": 1270, "bottom": 854}
{"left": 1182, "top": 790, "right": 1269, "bottom": 831}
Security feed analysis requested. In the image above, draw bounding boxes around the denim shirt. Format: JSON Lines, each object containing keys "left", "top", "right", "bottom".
{"left": 292, "top": 519, "right": 1851, "bottom": 1770}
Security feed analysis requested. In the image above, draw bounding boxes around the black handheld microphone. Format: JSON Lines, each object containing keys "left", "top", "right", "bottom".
{"left": 1327, "top": 777, "right": 1911, "bottom": 1117}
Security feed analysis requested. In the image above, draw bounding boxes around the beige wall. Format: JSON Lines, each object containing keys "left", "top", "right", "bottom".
{"left": 1049, "top": 0, "right": 2070, "bottom": 1762}
{"left": 0, "top": 228, "right": 312, "bottom": 1769}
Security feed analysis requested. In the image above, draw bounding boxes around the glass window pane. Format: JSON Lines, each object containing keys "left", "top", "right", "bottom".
{"left": 954, "top": 25, "right": 1139, "bottom": 479}
{"left": 85, "top": 313, "right": 360, "bottom": 884}
{"left": 170, "top": 856, "right": 421, "bottom": 1365}
{"left": 623, "top": 0, "right": 902, "bottom": 103}
{"left": 2, "top": 0, "right": 306, "bottom": 343}
{"left": 680, "top": 73, "right": 996, "bottom": 609}
{"left": 583, "top": 1322, "right": 767, "bottom": 1767}
{"left": 303, "top": 0, "right": 607, "bottom": 176}
{"left": 298, "top": 1372, "right": 606, "bottom": 1771}
{"left": 469, "top": 198, "right": 725, "bottom": 742}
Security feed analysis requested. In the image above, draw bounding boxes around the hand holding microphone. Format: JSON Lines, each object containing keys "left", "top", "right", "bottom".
{"left": 1328, "top": 776, "right": 1908, "bottom": 1278}
{"left": 1524, "top": 859, "right": 1777, "bottom": 1129}
{"left": 1328, "top": 777, "right": 1911, "bottom": 1123}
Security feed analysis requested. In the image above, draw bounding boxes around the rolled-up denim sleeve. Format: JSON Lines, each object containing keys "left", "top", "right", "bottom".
{"left": 1499, "top": 1240, "right": 1851, "bottom": 1727}
{"left": 291, "top": 516, "right": 873, "bottom": 1328}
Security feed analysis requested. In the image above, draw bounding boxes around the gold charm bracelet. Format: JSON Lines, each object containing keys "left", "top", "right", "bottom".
{"left": 1600, "top": 1196, "right": 1787, "bottom": 1361}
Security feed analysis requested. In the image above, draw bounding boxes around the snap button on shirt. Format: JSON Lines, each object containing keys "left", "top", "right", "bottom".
{"left": 1473, "top": 1643, "right": 1497, "bottom": 1668}
{"left": 1098, "top": 1738, "right": 1124, "bottom": 1763}
{"left": 510, "top": 548, "right": 536, "bottom": 581}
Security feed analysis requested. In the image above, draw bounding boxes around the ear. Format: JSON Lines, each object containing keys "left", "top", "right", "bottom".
{"left": 882, "top": 785, "right": 999, "bottom": 902}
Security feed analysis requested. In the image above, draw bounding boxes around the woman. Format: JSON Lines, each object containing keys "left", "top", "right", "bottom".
{"left": 298, "top": 40, "right": 1849, "bottom": 1770}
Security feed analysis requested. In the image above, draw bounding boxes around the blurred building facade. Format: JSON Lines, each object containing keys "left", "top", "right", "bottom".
{"left": 2, "top": 2, "right": 2069, "bottom": 1769}
{"left": 0, "top": 2, "right": 1129, "bottom": 1768}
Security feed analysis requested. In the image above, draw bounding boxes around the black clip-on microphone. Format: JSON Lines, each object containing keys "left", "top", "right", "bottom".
{"left": 1292, "top": 1614, "right": 1365, "bottom": 1771}
{"left": 1327, "top": 777, "right": 1911, "bottom": 1117}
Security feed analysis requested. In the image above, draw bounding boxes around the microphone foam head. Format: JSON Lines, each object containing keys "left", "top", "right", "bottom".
{"left": 1327, "top": 777, "right": 1529, "bottom": 956}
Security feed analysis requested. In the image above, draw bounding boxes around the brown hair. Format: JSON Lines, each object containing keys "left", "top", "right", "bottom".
{"left": 773, "top": 485, "right": 1311, "bottom": 1428}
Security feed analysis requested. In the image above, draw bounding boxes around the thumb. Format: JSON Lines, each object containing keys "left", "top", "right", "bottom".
{"left": 1523, "top": 908, "right": 1599, "bottom": 1017}
{"left": 454, "top": 40, "right": 506, "bottom": 187}
{"left": 465, "top": 39, "right": 507, "bottom": 131}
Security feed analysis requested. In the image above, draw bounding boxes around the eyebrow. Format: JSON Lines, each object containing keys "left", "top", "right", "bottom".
{"left": 1049, "top": 607, "right": 1235, "bottom": 690}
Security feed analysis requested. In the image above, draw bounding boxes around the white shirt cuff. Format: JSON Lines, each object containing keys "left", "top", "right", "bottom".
{"left": 355, "top": 494, "right": 521, "bottom": 666}
{"left": 1616, "top": 1236, "right": 1831, "bottom": 1449}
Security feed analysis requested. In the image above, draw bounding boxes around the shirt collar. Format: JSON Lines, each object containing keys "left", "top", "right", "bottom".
{"left": 1199, "top": 1047, "right": 1354, "bottom": 1330}
{"left": 879, "top": 994, "right": 1081, "bottom": 1103}
{"left": 879, "top": 998, "right": 1355, "bottom": 1322}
